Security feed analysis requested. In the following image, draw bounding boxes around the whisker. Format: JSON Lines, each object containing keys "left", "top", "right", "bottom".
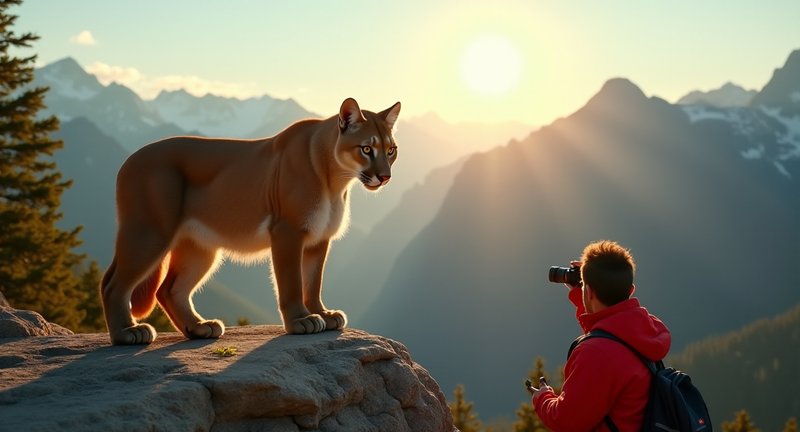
{"left": 359, "top": 173, "right": 373, "bottom": 184}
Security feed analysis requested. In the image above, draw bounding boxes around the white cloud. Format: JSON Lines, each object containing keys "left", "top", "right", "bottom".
{"left": 85, "top": 62, "right": 264, "bottom": 100}
{"left": 86, "top": 62, "right": 142, "bottom": 86}
{"left": 69, "top": 30, "right": 97, "bottom": 46}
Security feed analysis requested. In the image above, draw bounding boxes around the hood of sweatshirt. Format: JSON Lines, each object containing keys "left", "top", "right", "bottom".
{"left": 578, "top": 297, "right": 671, "bottom": 361}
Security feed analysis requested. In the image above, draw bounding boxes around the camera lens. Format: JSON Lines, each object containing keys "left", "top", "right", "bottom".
{"left": 549, "top": 266, "right": 566, "bottom": 283}
{"left": 548, "top": 266, "right": 581, "bottom": 285}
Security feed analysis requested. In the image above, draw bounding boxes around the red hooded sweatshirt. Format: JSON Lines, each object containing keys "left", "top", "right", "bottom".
{"left": 533, "top": 287, "right": 671, "bottom": 431}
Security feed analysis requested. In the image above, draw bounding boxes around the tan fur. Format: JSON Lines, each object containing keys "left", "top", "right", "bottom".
{"left": 101, "top": 98, "right": 400, "bottom": 345}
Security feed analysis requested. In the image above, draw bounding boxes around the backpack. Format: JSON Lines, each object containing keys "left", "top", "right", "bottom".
{"left": 568, "top": 329, "right": 712, "bottom": 432}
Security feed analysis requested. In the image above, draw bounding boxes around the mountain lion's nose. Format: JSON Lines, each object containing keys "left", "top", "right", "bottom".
{"left": 378, "top": 175, "right": 391, "bottom": 185}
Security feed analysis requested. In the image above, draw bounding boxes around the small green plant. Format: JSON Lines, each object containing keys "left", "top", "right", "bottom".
{"left": 211, "top": 346, "right": 238, "bottom": 357}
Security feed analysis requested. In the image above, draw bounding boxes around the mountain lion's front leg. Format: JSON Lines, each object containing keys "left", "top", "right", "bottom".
{"left": 302, "top": 239, "right": 347, "bottom": 331}
{"left": 271, "top": 222, "right": 326, "bottom": 334}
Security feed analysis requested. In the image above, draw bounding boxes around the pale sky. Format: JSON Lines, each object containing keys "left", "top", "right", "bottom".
{"left": 14, "top": 0, "right": 800, "bottom": 125}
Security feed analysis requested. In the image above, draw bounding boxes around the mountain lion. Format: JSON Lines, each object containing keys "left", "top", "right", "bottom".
{"left": 101, "top": 98, "right": 401, "bottom": 345}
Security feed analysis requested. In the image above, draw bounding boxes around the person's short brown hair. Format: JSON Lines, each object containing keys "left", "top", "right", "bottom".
{"left": 580, "top": 240, "right": 636, "bottom": 306}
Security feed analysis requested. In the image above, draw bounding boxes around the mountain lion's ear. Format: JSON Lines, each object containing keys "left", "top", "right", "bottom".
{"left": 339, "top": 98, "right": 366, "bottom": 133}
{"left": 380, "top": 101, "right": 401, "bottom": 131}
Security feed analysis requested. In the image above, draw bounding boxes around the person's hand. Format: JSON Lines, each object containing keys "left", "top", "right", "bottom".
{"left": 564, "top": 260, "right": 582, "bottom": 290}
{"left": 531, "top": 377, "right": 553, "bottom": 402}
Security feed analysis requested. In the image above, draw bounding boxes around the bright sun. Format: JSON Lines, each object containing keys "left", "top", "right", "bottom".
{"left": 460, "top": 34, "right": 523, "bottom": 97}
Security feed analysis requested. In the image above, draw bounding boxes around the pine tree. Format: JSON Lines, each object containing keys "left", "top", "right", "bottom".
{"left": 74, "top": 261, "right": 104, "bottom": 332}
{"left": 0, "top": 0, "right": 87, "bottom": 330}
{"left": 513, "top": 357, "right": 551, "bottom": 432}
{"left": 722, "top": 410, "right": 760, "bottom": 432}
{"left": 514, "top": 402, "right": 546, "bottom": 432}
{"left": 449, "top": 384, "right": 483, "bottom": 432}
{"left": 785, "top": 417, "right": 798, "bottom": 432}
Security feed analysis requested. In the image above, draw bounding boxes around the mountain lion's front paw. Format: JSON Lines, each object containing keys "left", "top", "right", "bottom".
{"left": 319, "top": 310, "right": 347, "bottom": 331}
{"left": 285, "top": 314, "right": 326, "bottom": 334}
{"left": 185, "top": 319, "right": 225, "bottom": 339}
{"left": 112, "top": 323, "right": 157, "bottom": 345}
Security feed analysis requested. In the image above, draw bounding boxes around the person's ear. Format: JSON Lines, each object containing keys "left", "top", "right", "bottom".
{"left": 584, "top": 283, "right": 595, "bottom": 299}
{"left": 629, "top": 284, "right": 636, "bottom": 298}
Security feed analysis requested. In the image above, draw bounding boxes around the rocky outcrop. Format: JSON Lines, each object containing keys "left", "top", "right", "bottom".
{"left": 0, "top": 325, "right": 454, "bottom": 432}
{"left": 0, "top": 305, "right": 73, "bottom": 337}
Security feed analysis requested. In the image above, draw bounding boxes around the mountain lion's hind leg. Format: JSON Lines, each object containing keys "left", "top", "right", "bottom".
{"left": 156, "top": 239, "right": 224, "bottom": 339}
{"left": 102, "top": 268, "right": 157, "bottom": 345}
{"left": 102, "top": 230, "right": 169, "bottom": 345}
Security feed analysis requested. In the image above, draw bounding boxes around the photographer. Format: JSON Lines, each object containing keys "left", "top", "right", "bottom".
{"left": 530, "top": 240, "right": 671, "bottom": 431}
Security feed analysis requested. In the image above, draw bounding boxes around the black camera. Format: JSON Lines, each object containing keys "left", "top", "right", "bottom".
{"left": 524, "top": 377, "right": 548, "bottom": 393}
{"left": 548, "top": 266, "right": 581, "bottom": 286}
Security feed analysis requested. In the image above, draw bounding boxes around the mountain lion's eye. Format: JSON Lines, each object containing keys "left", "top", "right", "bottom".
{"left": 361, "top": 146, "right": 372, "bottom": 155}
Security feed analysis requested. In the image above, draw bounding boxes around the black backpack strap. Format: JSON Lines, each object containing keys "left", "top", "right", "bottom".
{"left": 604, "top": 416, "right": 620, "bottom": 432}
{"left": 575, "top": 329, "right": 660, "bottom": 373}
{"left": 567, "top": 329, "right": 635, "bottom": 360}
{"left": 567, "top": 333, "right": 589, "bottom": 360}
{"left": 567, "top": 329, "right": 659, "bottom": 432}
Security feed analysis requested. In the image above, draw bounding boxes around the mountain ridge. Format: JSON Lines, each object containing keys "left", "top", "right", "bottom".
{"left": 677, "top": 82, "right": 757, "bottom": 107}
{"left": 35, "top": 57, "right": 315, "bottom": 150}
{"left": 750, "top": 48, "right": 800, "bottom": 115}
{"left": 38, "top": 57, "right": 104, "bottom": 100}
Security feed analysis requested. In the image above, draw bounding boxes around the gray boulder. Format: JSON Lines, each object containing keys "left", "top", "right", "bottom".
{"left": 0, "top": 305, "right": 73, "bottom": 337}
{"left": 0, "top": 325, "right": 454, "bottom": 432}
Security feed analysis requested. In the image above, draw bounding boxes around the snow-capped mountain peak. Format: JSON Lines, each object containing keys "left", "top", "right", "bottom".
{"left": 680, "top": 50, "right": 800, "bottom": 178}
{"left": 37, "top": 57, "right": 103, "bottom": 101}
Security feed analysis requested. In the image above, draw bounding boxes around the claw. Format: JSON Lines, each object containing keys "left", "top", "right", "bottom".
{"left": 320, "top": 310, "right": 348, "bottom": 331}
{"left": 112, "top": 323, "right": 157, "bottom": 345}
{"left": 286, "top": 314, "right": 326, "bottom": 334}
{"left": 186, "top": 319, "right": 225, "bottom": 339}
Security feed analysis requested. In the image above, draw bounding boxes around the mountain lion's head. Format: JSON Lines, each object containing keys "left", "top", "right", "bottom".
{"left": 336, "top": 98, "right": 401, "bottom": 192}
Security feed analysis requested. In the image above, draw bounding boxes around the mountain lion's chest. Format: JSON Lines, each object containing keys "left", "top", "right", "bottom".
{"left": 303, "top": 193, "right": 351, "bottom": 244}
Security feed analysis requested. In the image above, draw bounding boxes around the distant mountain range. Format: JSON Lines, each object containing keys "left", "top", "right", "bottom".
{"left": 36, "top": 58, "right": 192, "bottom": 153}
{"left": 360, "top": 49, "right": 800, "bottom": 419}
{"left": 676, "top": 82, "right": 757, "bottom": 107}
{"left": 35, "top": 58, "right": 316, "bottom": 151}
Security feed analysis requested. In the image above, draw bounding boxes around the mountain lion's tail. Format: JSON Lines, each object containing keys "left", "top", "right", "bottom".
{"left": 102, "top": 255, "right": 169, "bottom": 319}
